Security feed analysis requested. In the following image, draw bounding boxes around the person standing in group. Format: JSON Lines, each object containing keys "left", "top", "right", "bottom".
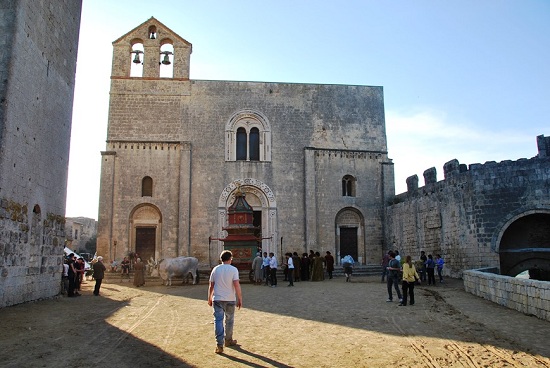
{"left": 380, "top": 251, "right": 390, "bottom": 282}
{"left": 133, "top": 257, "right": 145, "bottom": 287}
{"left": 292, "top": 252, "right": 301, "bottom": 283}
{"left": 251, "top": 252, "right": 263, "bottom": 285}
{"left": 262, "top": 252, "right": 271, "bottom": 286}
{"left": 269, "top": 252, "right": 278, "bottom": 287}
{"left": 208, "top": 250, "right": 242, "bottom": 354}
{"left": 311, "top": 251, "right": 325, "bottom": 281}
{"left": 92, "top": 256, "right": 106, "bottom": 296}
{"left": 61, "top": 259, "right": 69, "bottom": 295}
{"left": 286, "top": 253, "right": 294, "bottom": 286}
{"left": 300, "top": 253, "right": 310, "bottom": 281}
{"left": 67, "top": 254, "right": 80, "bottom": 297}
{"left": 436, "top": 254, "right": 445, "bottom": 283}
{"left": 75, "top": 257, "right": 85, "bottom": 291}
{"left": 426, "top": 254, "right": 436, "bottom": 285}
{"left": 419, "top": 251, "right": 428, "bottom": 282}
{"left": 121, "top": 256, "right": 130, "bottom": 282}
{"left": 325, "top": 251, "right": 335, "bottom": 279}
{"left": 400, "top": 255, "right": 420, "bottom": 306}
{"left": 386, "top": 251, "right": 402, "bottom": 303}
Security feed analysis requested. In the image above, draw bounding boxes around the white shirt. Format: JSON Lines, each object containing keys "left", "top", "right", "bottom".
{"left": 269, "top": 257, "right": 278, "bottom": 269}
{"left": 209, "top": 264, "right": 239, "bottom": 302}
{"left": 288, "top": 257, "right": 294, "bottom": 269}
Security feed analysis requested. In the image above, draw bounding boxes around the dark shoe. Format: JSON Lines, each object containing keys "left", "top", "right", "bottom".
{"left": 398, "top": 303, "right": 406, "bottom": 306}
{"left": 225, "top": 339, "right": 237, "bottom": 347}
{"left": 215, "top": 345, "right": 223, "bottom": 354}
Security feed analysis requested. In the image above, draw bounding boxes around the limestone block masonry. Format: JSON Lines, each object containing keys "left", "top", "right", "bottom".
{"left": 464, "top": 269, "right": 550, "bottom": 322}
{"left": 0, "top": 1, "right": 82, "bottom": 308}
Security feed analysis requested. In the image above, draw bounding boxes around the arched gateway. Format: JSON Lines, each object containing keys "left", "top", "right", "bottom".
{"left": 216, "top": 179, "right": 278, "bottom": 261}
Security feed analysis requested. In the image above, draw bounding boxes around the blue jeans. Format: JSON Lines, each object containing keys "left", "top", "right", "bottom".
{"left": 387, "top": 274, "right": 402, "bottom": 300}
{"left": 213, "top": 301, "right": 235, "bottom": 346}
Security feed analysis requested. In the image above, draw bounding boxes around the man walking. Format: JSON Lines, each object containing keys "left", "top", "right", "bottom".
{"left": 208, "top": 250, "right": 243, "bottom": 354}
{"left": 386, "top": 251, "right": 402, "bottom": 303}
{"left": 93, "top": 256, "right": 106, "bottom": 296}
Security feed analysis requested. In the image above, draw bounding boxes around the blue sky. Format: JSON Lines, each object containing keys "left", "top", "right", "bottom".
{"left": 66, "top": 0, "right": 550, "bottom": 219}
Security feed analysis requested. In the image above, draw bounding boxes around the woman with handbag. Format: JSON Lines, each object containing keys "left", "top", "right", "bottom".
{"left": 400, "top": 255, "right": 420, "bottom": 306}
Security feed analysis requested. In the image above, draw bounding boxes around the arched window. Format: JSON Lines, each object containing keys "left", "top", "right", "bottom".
{"left": 130, "top": 42, "right": 144, "bottom": 77}
{"left": 142, "top": 176, "right": 153, "bottom": 197}
{"left": 342, "top": 175, "right": 356, "bottom": 197}
{"left": 225, "top": 110, "right": 272, "bottom": 162}
{"left": 249, "top": 127, "right": 260, "bottom": 161}
{"left": 236, "top": 128, "right": 247, "bottom": 160}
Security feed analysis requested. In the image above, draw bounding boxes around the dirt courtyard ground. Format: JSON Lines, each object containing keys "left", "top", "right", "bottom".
{"left": 0, "top": 274, "right": 549, "bottom": 368}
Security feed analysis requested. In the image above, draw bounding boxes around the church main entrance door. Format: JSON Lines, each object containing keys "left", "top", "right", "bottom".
{"left": 135, "top": 227, "right": 156, "bottom": 262}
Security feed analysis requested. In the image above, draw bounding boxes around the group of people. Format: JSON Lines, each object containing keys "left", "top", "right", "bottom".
{"left": 62, "top": 253, "right": 107, "bottom": 297}
{"left": 384, "top": 250, "right": 445, "bottom": 306}
{"left": 250, "top": 250, "right": 350, "bottom": 287}
{"left": 62, "top": 253, "right": 86, "bottom": 297}
{"left": 109, "top": 254, "right": 145, "bottom": 286}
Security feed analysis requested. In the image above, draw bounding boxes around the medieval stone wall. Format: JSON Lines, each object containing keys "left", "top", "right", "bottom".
{"left": 0, "top": 1, "right": 82, "bottom": 307}
{"left": 386, "top": 137, "right": 550, "bottom": 278}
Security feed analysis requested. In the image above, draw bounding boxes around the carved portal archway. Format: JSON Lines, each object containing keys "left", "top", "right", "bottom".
{"left": 217, "top": 178, "right": 278, "bottom": 263}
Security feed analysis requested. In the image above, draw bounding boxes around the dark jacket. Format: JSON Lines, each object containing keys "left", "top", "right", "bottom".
{"left": 93, "top": 261, "right": 106, "bottom": 279}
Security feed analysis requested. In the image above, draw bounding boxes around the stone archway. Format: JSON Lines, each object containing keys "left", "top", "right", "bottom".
{"left": 128, "top": 204, "right": 162, "bottom": 262}
{"left": 217, "top": 179, "right": 277, "bottom": 263}
{"left": 335, "top": 207, "right": 365, "bottom": 265}
{"left": 497, "top": 211, "right": 550, "bottom": 280}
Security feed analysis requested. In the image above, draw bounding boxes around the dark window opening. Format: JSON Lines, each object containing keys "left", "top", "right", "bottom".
{"left": 249, "top": 128, "right": 260, "bottom": 161}
{"left": 142, "top": 176, "right": 153, "bottom": 197}
{"left": 236, "top": 127, "right": 247, "bottom": 160}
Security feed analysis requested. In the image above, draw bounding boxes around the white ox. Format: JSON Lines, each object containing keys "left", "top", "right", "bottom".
{"left": 158, "top": 256, "right": 200, "bottom": 286}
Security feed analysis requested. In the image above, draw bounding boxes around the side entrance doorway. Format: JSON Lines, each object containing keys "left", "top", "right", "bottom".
{"left": 340, "top": 227, "right": 358, "bottom": 262}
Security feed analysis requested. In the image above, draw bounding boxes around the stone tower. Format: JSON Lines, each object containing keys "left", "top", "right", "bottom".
{"left": 0, "top": 1, "right": 82, "bottom": 307}
{"left": 97, "top": 17, "right": 394, "bottom": 268}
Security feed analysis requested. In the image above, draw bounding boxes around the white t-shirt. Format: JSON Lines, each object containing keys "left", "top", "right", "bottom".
{"left": 209, "top": 264, "right": 239, "bottom": 302}
{"left": 288, "top": 257, "right": 294, "bottom": 269}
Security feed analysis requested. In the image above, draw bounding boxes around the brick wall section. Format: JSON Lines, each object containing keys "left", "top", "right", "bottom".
{"left": 0, "top": 1, "right": 82, "bottom": 307}
{"left": 464, "top": 269, "right": 550, "bottom": 322}
{"left": 386, "top": 149, "right": 550, "bottom": 278}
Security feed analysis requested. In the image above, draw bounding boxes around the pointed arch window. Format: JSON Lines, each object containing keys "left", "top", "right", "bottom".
{"left": 142, "top": 176, "right": 153, "bottom": 197}
{"left": 342, "top": 175, "right": 356, "bottom": 197}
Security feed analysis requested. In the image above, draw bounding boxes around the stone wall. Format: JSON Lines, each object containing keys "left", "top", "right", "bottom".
{"left": 464, "top": 269, "right": 550, "bottom": 322}
{"left": 0, "top": 1, "right": 82, "bottom": 307}
{"left": 385, "top": 135, "right": 550, "bottom": 277}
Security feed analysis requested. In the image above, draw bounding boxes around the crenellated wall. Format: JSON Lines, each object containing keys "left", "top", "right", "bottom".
{"left": 386, "top": 135, "right": 550, "bottom": 278}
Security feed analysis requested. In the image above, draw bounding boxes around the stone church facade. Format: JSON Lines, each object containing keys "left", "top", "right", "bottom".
{"left": 96, "top": 17, "right": 395, "bottom": 267}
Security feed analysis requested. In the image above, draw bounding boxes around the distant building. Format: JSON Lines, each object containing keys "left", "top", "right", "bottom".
{"left": 65, "top": 217, "right": 97, "bottom": 255}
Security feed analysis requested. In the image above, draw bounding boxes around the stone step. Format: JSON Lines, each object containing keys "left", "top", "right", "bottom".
{"left": 100, "top": 264, "right": 382, "bottom": 284}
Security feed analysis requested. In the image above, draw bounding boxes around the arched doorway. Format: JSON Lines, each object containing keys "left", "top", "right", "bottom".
{"left": 129, "top": 204, "right": 162, "bottom": 262}
{"left": 335, "top": 208, "right": 365, "bottom": 264}
{"left": 498, "top": 212, "right": 550, "bottom": 280}
{"left": 217, "top": 179, "right": 277, "bottom": 264}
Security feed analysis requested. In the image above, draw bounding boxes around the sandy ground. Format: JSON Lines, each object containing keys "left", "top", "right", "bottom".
{"left": 0, "top": 274, "right": 549, "bottom": 368}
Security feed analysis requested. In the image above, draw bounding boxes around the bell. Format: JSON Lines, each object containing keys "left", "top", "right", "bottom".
{"left": 132, "top": 52, "right": 141, "bottom": 64}
{"left": 161, "top": 53, "right": 171, "bottom": 65}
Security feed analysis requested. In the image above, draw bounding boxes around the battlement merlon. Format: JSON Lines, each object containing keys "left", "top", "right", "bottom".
{"left": 537, "top": 134, "right": 550, "bottom": 158}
